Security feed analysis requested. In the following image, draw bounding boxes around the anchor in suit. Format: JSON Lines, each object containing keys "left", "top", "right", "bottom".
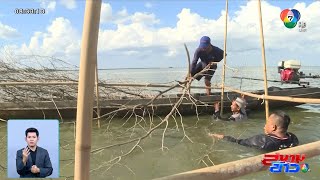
{"left": 16, "top": 127, "right": 53, "bottom": 178}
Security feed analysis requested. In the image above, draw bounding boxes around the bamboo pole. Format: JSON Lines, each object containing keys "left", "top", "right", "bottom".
{"left": 258, "top": 0, "right": 269, "bottom": 122}
{"left": 156, "top": 140, "right": 320, "bottom": 180}
{"left": 223, "top": 86, "right": 320, "bottom": 103}
{"left": 220, "top": 0, "right": 228, "bottom": 116}
{"left": 74, "top": 0, "right": 101, "bottom": 180}
{"left": 2, "top": 81, "right": 320, "bottom": 103}
{"left": 95, "top": 64, "right": 101, "bottom": 128}
{"left": 0, "top": 81, "right": 221, "bottom": 89}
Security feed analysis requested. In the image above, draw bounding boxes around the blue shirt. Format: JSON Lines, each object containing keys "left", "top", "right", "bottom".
{"left": 191, "top": 45, "right": 224, "bottom": 71}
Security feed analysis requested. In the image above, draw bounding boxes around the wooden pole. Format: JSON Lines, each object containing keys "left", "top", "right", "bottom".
{"left": 74, "top": 0, "right": 101, "bottom": 180}
{"left": 220, "top": 0, "right": 228, "bottom": 116}
{"left": 257, "top": 0, "right": 269, "bottom": 122}
{"left": 156, "top": 140, "right": 320, "bottom": 180}
{"left": 3, "top": 82, "right": 320, "bottom": 103}
{"left": 95, "top": 64, "right": 101, "bottom": 128}
{"left": 0, "top": 81, "right": 221, "bottom": 89}
{"left": 223, "top": 86, "right": 320, "bottom": 103}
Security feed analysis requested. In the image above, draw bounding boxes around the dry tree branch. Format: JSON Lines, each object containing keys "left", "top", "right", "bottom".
{"left": 90, "top": 138, "right": 142, "bottom": 173}
{"left": 51, "top": 98, "right": 64, "bottom": 123}
{"left": 187, "top": 93, "right": 201, "bottom": 125}
{"left": 1, "top": 46, "right": 220, "bottom": 176}
{"left": 0, "top": 118, "right": 7, "bottom": 122}
{"left": 91, "top": 43, "right": 216, "bottom": 158}
{"left": 0, "top": 163, "right": 7, "bottom": 171}
{"left": 170, "top": 114, "right": 179, "bottom": 131}
{"left": 90, "top": 84, "right": 189, "bottom": 154}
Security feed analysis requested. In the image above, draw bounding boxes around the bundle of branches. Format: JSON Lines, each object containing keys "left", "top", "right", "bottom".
{"left": 85, "top": 44, "right": 219, "bottom": 176}
{"left": 0, "top": 54, "right": 153, "bottom": 102}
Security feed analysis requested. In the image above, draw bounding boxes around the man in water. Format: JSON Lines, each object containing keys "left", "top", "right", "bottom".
{"left": 208, "top": 111, "right": 299, "bottom": 151}
{"left": 212, "top": 97, "right": 248, "bottom": 121}
{"left": 16, "top": 127, "right": 53, "bottom": 178}
{"left": 190, "top": 36, "right": 225, "bottom": 95}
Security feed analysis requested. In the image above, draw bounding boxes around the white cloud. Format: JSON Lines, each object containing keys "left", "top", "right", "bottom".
{"left": 102, "top": 7, "right": 160, "bottom": 26}
{"left": 60, "top": 0, "right": 76, "bottom": 9}
{"left": 123, "top": 50, "right": 139, "bottom": 55}
{"left": 47, "top": 1, "right": 56, "bottom": 11}
{"left": 145, "top": 2, "right": 153, "bottom": 9}
{"left": 17, "top": 17, "right": 80, "bottom": 63}
{"left": 166, "top": 48, "right": 178, "bottom": 57}
{"left": 100, "top": 3, "right": 113, "bottom": 24}
{"left": 0, "top": 22, "right": 19, "bottom": 39}
{"left": 97, "top": 0, "right": 320, "bottom": 66}
{"left": 3, "top": 1, "right": 320, "bottom": 68}
{"left": 117, "top": 8, "right": 128, "bottom": 17}
{"left": 131, "top": 12, "right": 160, "bottom": 25}
{"left": 40, "top": 0, "right": 56, "bottom": 12}
{"left": 39, "top": 0, "right": 76, "bottom": 11}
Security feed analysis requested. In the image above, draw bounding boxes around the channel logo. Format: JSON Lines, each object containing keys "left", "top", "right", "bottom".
{"left": 261, "top": 153, "right": 311, "bottom": 174}
{"left": 280, "top": 9, "right": 301, "bottom": 29}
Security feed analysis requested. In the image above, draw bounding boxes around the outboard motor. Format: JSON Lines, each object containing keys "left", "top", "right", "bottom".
{"left": 278, "top": 61, "right": 285, "bottom": 73}
{"left": 278, "top": 60, "right": 301, "bottom": 82}
{"left": 281, "top": 68, "right": 295, "bottom": 82}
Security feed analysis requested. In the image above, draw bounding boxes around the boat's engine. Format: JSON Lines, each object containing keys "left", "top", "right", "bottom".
{"left": 278, "top": 60, "right": 301, "bottom": 82}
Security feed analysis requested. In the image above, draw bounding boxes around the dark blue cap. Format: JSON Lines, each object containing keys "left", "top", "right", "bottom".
{"left": 199, "top": 36, "right": 211, "bottom": 48}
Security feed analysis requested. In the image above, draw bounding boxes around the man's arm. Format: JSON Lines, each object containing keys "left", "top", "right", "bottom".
{"left": 212, "top": 102, "right": 234, "bottom": 121}
{"left": 16, "top": 150, "right": 28, "bottom": 176}
{"left": 191, "top": 49, "right": 200, "bottom": 75}
{"left": 38, "top": 150, "right": 53, "bottom": 177}
{"left": 212, "top": 46, "right": 225, "bottom": 62}
{"left": 212, "top": 110, "right": 234, "bottom": 121}
{"left": 223, "top": 134, "right": 266, "bottom": 149}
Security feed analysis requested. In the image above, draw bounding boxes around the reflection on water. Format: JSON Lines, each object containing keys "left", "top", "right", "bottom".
{"left": 0, "top": 67, "right": 320, "bottom": 179}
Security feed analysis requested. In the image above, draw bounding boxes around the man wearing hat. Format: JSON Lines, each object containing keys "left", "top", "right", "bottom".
{"left": 212, "top": 97, "right": 248, "bottom": 121}
{"left": 190, "top": 36, "right": 225, "bottom": 95}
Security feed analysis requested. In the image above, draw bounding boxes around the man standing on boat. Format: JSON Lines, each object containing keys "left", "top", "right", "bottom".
{"left": 190, "top": 36, "right": 225, "bottom": 95}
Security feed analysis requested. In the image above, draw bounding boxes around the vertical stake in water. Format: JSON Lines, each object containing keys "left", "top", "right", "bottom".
{"left": 95, "top": 63, "right": 101, "bottom": 128}
{"left": 74, "top": 0, "right": 102, "bottom": 180}
{"left": 220, "top": 0, "right": 228, "bottom": 116}
{"left": 257, "top": 0, "right": 269, "bottom": 121}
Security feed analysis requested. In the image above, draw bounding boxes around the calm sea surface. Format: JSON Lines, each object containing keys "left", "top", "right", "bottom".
{"left": 0, "top": 66, "right": 319, "bottom": 179}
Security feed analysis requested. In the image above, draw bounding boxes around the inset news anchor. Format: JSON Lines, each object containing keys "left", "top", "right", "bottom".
{"left": 16, "top": 127, "right": 53, "bottom": 178}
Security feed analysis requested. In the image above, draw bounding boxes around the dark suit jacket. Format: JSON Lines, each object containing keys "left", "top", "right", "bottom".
{"left": 16, "top": 146, "right": 53, "bottom": 178}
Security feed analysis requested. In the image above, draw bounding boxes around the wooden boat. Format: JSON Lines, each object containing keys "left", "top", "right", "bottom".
{"left": 1, "top": 86, "right": 320, "bottom": 119}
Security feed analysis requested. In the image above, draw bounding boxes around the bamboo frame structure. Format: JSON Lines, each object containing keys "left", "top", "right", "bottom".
{"left": 74, "top": 1, "right": 102, "bottom": 180}
{"left": 0, "top": 81, "right": 220, "bottom": 89}
{"left": 258, "top": 0, "right": 270, "bottom": 121}
{"left": 156, "top": 140, "right": 320, "bottom": 180}
{"left": 223, "top": 86, "right": 320, "bottom": 103}
{"left": 220, "top": 0, "right": 229, "bottom": 116}
{"left": 1, "top": 81, "right": 320, "bottom": 103}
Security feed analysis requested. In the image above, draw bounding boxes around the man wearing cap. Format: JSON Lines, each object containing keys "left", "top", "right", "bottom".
{"left": 190, "top": 36, "right": 225, "bottom": 95}
{"left": 212, "top": 97, "right": 248, "bottom": 121}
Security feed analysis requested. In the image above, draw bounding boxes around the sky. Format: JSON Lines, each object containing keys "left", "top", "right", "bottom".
{"left": 0, "top": 0, "right": 319, "bottom": 69}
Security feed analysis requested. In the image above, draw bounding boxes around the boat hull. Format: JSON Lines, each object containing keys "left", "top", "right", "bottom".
{"left": 1, "top": 87, "right": 319, "bottom": 120}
